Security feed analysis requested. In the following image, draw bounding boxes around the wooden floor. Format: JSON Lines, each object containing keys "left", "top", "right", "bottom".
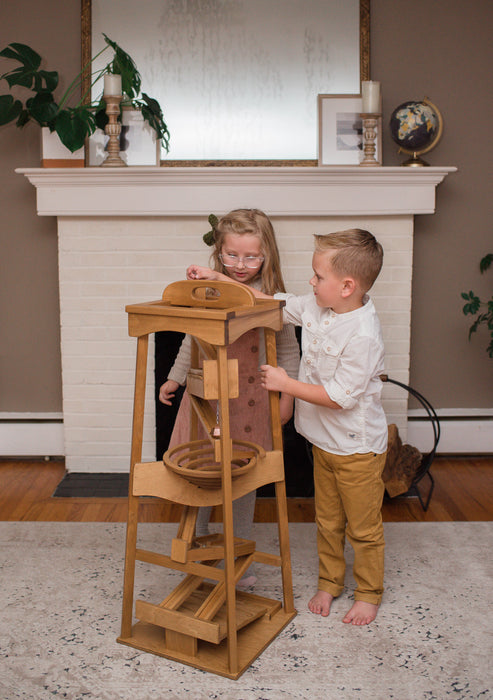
{"left": 0, "top": 456, "right": 492, "bottom": 523}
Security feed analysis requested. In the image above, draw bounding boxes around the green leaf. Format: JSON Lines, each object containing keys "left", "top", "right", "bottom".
{"left": 26, "top": 91, "right": 58, "bottom": 125}
{"left": 93, "top": 103, "right": 108, "bottom": 131}
{"left": 103, "top": 34, "right": 141, "bottom": 99}
{"left": 468, "top": 318, "right": 480, "bottom": 337}
{"left": 0, "top": 42, "right": 41, "bottom": 72}
{"left": 0, "top": 94, "right": 23, "bottom": 125}
{"left": 0, "top": 43, "right": 49, "bottom": 91}
{"left": 1, "top": 66, "right": 36, "bottom": 89}
{"left": 139, "top": 92, "right": 170, "bottom": 151}
{"left": 16, "top": 108, "right": 30, "bottom": 127}
{"left": 33, "top": 69, "right": 58, "bottom": 93}
{"left": 54, "top": 107, "right": 96, "bottom": 152}
{"left": 480, "top": 253, "right": 493, "bottom": 274}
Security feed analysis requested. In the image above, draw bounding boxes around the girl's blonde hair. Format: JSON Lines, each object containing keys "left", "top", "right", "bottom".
{"left": 210, "top": 209, "right": 286, "bottom": 294}
{"left": 313, "top": 229, "right": 383, "bottom": 292}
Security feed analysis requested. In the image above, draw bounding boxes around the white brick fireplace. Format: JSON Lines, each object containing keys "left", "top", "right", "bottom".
{"left": 20, "top": 166, "right": 454, "bottom": 473}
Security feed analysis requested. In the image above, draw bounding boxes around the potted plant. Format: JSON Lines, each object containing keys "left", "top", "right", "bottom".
{"left": 0, "top": 33, "right": 170, "bottom": 155}
{"left": 461, "top": 253, "right": 493, "bottom": 358}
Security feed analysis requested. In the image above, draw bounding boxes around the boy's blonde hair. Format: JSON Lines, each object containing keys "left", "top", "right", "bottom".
{"left": 210, "top": 209, "right": 286, "bottom": 295}
{"left": 314, "top": 229, "right": 383, "bottom": 292}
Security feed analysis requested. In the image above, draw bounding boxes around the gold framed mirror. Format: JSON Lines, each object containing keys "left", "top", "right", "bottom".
{"left": 81, "top": 0, "right": 369, "bottom": 165}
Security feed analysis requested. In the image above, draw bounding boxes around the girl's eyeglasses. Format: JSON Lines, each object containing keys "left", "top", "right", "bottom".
{"left": 219, "top": 253, "right": 264, "bottom": 269}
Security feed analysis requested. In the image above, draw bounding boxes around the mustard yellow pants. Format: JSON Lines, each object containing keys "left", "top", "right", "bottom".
{"left": 312, "top": 445, "right": 386, "bottom": 605}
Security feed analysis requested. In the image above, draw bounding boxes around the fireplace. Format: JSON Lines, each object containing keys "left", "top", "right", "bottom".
{"left": 19, "top": 165, "right": 455, "bottom": 473}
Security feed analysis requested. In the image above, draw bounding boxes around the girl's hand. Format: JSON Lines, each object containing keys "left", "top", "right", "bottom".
{"left": 159, "top": 379, "right": 180, "bottom": 406}
{"left": 186, "top": 265, "right": 217, "bottom": 281}
{"left": 259, "top": 364, "right": 290, "bottom": 393}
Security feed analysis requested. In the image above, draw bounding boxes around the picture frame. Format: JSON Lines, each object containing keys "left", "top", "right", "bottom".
{"left": 317, "top": 94, "right": 382, "bottom": 166}
{"left": 87, "top": 107, "right": 161, "bottom": 166}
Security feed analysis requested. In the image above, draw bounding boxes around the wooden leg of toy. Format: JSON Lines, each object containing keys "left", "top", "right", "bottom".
{"left": 172, "top": 505, "right": 199, "bottom": 563}
{"left": 120, "top": 495, "right": 139, "bottom": 638}
{"left": 217, "top": 345, "right": 238, "bottom": 675}
{"left": 121, "top": 334, "right": 148, "bottom": 638}
{"left": 264, "top": 328, "right": 283, "bottom": 452}
{"left": 275, "top": 479, "right": 295, "bottom": 614}
{"left": 264, "top": 327, "right": 295, "bottom": 613}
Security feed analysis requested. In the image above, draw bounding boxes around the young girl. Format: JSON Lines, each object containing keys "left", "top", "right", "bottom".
{"left": 159, "top": 209, "right": 299, "bottom": 588}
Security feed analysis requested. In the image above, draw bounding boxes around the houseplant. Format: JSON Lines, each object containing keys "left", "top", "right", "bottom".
{"left": 461, "top": 253, "right": 493, "bottom": 358}
{"left": 0, "top": 33, "right": 170, "bottom": 154}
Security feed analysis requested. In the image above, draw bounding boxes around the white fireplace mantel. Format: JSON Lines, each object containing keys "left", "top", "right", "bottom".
{"left": 19, "top": 165, "right": 456, "bottom": 472}
{"left": 18, "top": 166, "right": 456, "bottom": 217}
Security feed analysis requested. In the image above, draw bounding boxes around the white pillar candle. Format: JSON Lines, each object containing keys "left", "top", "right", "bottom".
{"left": 103, "top": 73, "right": 122, "bottom": 96}
{"left": 361, "top": 81, "right": 381, "bottom": 113}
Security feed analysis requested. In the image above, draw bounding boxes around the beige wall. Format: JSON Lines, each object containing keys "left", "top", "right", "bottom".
{"left": 0, "top": 0, "right": 81, "bottom": 412}
{"left": 0, "top": 0, "right": 492, "bottom": 415}
{"left": 371, "top": 0, "right": 493, "bottom": 407}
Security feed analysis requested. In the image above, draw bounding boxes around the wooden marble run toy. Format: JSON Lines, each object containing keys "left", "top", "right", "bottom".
{"left": 118, "top": 280, "right": 296, "bottom": 679}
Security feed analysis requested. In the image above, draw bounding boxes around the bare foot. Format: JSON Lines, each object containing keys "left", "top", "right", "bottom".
{"left": 308, "top": 590, "right": 334, "bottom": 617}
{"left": 342, "top": 600, "right": 379, "bottom": 625}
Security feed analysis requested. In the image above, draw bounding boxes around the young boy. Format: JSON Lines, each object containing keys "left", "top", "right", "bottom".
{"left": 258, "top": 229, "right": 387, "bottom": 626}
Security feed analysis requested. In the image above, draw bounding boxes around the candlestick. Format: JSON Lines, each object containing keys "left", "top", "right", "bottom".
{"left": 359, "top": 114, "right": 380, "bottom": 166}
{"left": 103, "top": 73, "right": 122, "bottom": 96}
{"left": 101, "top": 94, "right": 126, "bottom": 167}
{"left": 362, "top": 81, "right": 381, "bottom": 113}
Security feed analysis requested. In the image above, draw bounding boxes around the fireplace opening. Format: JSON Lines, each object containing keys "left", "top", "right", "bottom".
{"left": 154, "top": 329, "right": 313, "bottom": 497}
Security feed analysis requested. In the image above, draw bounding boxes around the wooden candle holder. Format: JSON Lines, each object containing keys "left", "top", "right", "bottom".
{"left": 101, "top": 94, "right": 126, "bottom": 167}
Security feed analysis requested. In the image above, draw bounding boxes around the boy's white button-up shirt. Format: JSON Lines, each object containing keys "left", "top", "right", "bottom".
{"left": 275, "top": 292, "right": 388, "bottom": 456}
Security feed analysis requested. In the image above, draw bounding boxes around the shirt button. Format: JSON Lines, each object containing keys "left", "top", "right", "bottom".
{"left": 248, "top": 376, "right": 255, "bottom": 384}
{"left": 248, "top": 399, "right": 255, "bottom": 406}
{"left": 250, "top": 345, "right": 258, "bottom": 353}
{"left": 325, "top": 320, "right": 329, "bottom": 325}
{"left": 313, "top": 339, "right": 317, "bottom": 344}
{"left": 307, "top": 322, "right": 311, "bottom": 327}
{"left": 346, "top": 390, "right": 350, "bottom": 395}
{"left": 244, "top": 425, "right": 252, "bottom": 433}
{"left": 306, "top": 359, "right": 312, "bottom": 364}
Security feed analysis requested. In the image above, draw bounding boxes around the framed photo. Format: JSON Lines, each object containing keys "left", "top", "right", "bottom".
{"left": 318, "top": 94, "right": 382, "bottom": 166}
{"left": 87, "top": 107, "right": 161, "bottom": 166}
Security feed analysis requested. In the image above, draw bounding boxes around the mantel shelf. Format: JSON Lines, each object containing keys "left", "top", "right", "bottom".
{"left": 18, "top": 165, "right": 456, "bottom": 217}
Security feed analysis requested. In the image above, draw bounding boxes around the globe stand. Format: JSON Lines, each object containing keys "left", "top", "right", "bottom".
{"left": 359, "top": 113, "right": 381, "bottom": 166}
{"left": 401, "top": 153, "right": 431, "bottom": 167}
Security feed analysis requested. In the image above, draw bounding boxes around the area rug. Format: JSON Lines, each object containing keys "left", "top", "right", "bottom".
{"left": 0, "top": 522, "right": 491, "bottom": 699}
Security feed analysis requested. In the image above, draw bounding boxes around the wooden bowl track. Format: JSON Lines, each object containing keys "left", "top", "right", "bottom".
{"left": 164, "top": 439, "right": 264, "bottom": 489}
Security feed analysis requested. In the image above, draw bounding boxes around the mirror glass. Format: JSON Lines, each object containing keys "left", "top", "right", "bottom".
{"left": 85, "top": 0, "right": 368, "bottom": 161}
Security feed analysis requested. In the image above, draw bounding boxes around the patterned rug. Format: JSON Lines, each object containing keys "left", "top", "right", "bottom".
{"left": 0, "top": 522, "right": 491, "bottom": 699}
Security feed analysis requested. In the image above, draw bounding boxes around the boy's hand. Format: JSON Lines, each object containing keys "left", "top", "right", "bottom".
{"left": 159, "top": 379, "right": 180, "bottom": 405}
{"left": 279, "top": 393, "right": 294, "bottom": 425}
{"left": 259, "top": 364, "right": 289, "bottom": 393}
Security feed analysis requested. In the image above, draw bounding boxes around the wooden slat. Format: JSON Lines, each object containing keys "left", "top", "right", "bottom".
{"left": 162, "top": 280, "right": 256, "bottom": 309}
{"left": 187, "top": 360, "right": 239, "bottom": 400}
{"left": 135, "top": 599, "right": 222, "bottom": 644}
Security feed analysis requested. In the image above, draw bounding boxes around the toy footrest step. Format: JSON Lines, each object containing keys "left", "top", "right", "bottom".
{"left": 135, "top": 584, "right": 281, "bottom": 643}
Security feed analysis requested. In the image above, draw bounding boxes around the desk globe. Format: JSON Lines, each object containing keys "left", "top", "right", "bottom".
{"left": 390, "top": 98, "right": 443, "bottom": 166}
